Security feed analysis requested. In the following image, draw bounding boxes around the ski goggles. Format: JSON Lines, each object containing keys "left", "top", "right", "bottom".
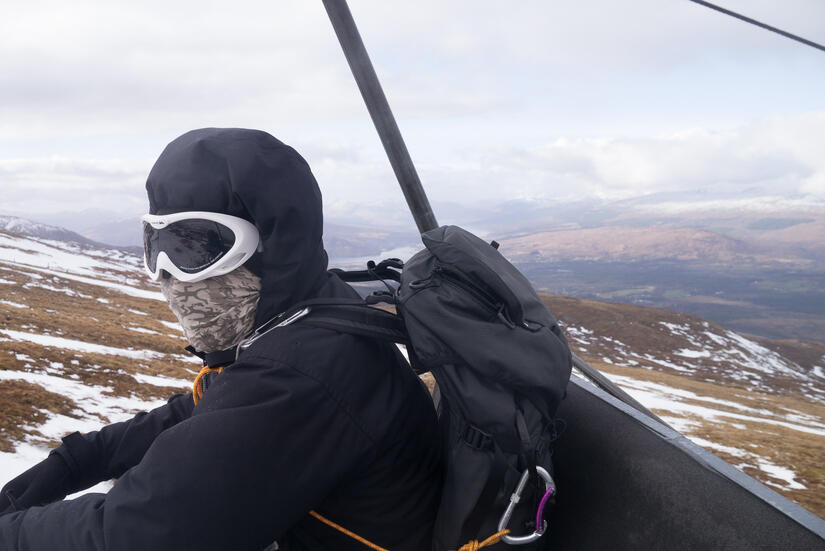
{"left": 141, "top": 211, "right": 260, "bottom": 282}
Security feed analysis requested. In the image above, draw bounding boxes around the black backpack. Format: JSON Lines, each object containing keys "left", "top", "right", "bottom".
{"left": 266, "top": 225, "right": 573, "bottom": 550}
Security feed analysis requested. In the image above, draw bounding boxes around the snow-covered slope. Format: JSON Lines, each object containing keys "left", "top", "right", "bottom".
{"left": 0, "top": 230, "right": 194, "bottom": 483}
{"left": 567, "top": 319, "right": 825, "bottom": 399}
{"left": 548, "top": 294, "right": 825, "bottom": 400}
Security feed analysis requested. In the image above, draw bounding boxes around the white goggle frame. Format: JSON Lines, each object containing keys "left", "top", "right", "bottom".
{"left": 141, "top": 211, "right": 260, "bottom": 283}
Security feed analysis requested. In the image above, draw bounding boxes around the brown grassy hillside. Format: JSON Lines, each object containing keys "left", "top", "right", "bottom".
{"left": 541, "top": 293, "right": 825, "bottom": 518}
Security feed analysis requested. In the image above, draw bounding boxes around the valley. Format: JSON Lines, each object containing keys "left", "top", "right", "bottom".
{"left": 519, "top": 259, "right": 825, "bottom": 344}
{"left": 495, "top": 209, "right": 825, "bottom": 344}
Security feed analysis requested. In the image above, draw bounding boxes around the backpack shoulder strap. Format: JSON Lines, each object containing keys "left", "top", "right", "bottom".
{"left": 302, "top": 303, "right": 409, "bottom": 346}
{"left": 237, "top": 296, "right": 405, "bottom": 358}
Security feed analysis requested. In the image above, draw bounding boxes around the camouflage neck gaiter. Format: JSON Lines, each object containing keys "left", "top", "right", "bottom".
{"left": 160, "top": 265, "right": 262, "bottom": 354}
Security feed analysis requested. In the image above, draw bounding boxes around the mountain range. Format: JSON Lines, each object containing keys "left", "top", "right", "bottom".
{"left": 2, "top": 201, "right": 822, "bottom": 359}
{"left": 0, "top": 216, "right": 102, "bottom": 248}
{"left": 3, "top": 201, "right": 823, "bottom": 346}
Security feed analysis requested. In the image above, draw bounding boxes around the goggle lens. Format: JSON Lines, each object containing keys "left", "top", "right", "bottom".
{"left": 143, "top": 219, "right": 236, "bottom": 275}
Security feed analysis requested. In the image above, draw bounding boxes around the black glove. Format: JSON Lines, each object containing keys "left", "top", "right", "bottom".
{"left": 0, "top": 452, "right": 73, "bottom": 516}
{"left": 0, "top": 394, "right": 195, "bottom": 517}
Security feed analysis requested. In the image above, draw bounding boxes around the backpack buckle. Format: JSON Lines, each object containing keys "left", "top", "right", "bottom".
{"left": 461, "top": 423, "right": 492, "bottom": 450}
{"left": 497, "top": 466, "right": 555, "bottom": 545}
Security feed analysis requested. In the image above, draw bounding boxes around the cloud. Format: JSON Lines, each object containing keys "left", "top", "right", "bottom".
{"left": 2, "top": 0, "right": 823, "bottom": 142}
{"left": 0, "top": 1, "right": 362, "bottom": 140}
{"left": 2, "top": 113, "right": 822, "bottom": 227}
{"left": 449, "top": 112, "right": 825, "bottom": 203}
{"left": 1, "top": 1, "right": 823, "bottom": 229}
{"left": 0, "top": 156, "right": 149, "bottom": 215}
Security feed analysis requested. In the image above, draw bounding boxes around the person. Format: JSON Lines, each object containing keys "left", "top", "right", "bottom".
{"left": 0, "top": 128, "right": 442, "bottom": 550}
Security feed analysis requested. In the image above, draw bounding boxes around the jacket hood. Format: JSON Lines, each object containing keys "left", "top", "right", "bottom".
{"left": 146, "top": 128, "right": 329, "bottom": 326}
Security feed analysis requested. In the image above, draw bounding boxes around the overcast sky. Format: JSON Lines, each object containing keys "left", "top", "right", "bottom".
{"left": 1, "top": 0, "right": 824, "bottom": 230}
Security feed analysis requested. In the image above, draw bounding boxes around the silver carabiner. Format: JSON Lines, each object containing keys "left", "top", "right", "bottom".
{"left": 236, "top": 307, "right": 312, "bottom": 360}
{"left": 274, "top": 307, "right": 312, "bottom": 328}
{"left": 497, "top": 466, "right": 554, "bottom": 546}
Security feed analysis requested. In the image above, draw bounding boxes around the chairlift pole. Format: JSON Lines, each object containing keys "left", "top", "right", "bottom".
{"left": 321, "top": 0, "right": 438, "bottom": 234}
{"left": 322, "top": 0, "right": 667, "bottom": 426}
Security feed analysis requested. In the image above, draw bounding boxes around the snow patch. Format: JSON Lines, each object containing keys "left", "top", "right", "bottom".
{"left": 607, "top": 373, "right": 825, "bottom": 436}
{"left": 67, "top": 480, "right": 114, "bottom": 499}
{"left": 703, "top": 331, "right": 729, "bottom": 346}
{"left": 659, "top": 322, "right": 692, "bottom": 337}
{"left": 159, "top": 320, "right": 182, "bottom": 332}
{"left": 757, "top": 459, "right": 807, "bottom": 490}
{"left": 132, "top": 372, "right": 191, "bottom": 389}
{"left": 0, "top": 366, "right": 168, "bottom": 489}
{"left": 689, "top": 437, "right": 748, "bottom": 458}
{"left": 562, "top": 325, "right": 595, "bottom": 346}
{"left": 0, "top": 369, "right": 167, "bottom": 444}
{"left": 0, "top": 370, "right": 166, "bottom": 422}
{"left": 24, "top": 282, "right": 93, "bottom": 299}
{"left": 659, "top": 415, "right": 701, "bottom": 433}
{"left": 638, "top": 353, "right": 694, "bottom": 373}
{"left": 0, "top": 233, "right": 119, "bottom": 278}
{"left": 128, "top": 326, "right": 161, "bottom": 336}
{"left": 0, "top": 329, "right": 165, "bottom": 360}
{"left": 675, "top": 348, "right": 711, "bottom": 359}
{"left": 722, "top": 331, "right": 801, "bottom": 377}
{"left": 22, "top": 266, "right": 163, "bottom": 301}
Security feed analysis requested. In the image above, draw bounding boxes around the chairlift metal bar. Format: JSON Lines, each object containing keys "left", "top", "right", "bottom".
{"left": 322, "top": 0, "right": 668, "bottom": 426}
{"left": 321, "top": 0, "right": 438, "bottom": 234}
{"left": 687, "top": 0, "right": 825, "bottom": 53}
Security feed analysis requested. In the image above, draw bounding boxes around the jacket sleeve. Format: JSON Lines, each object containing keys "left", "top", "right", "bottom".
{"left": 55, "top": 392, "right": 195, "bottom": 491}
{"left": 0, "top": 355, "right": 375, "bottom": 551}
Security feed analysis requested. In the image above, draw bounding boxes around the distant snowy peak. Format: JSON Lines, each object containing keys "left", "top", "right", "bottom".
{"left": 0, "top": 215, "right": 98, "bottom": 247}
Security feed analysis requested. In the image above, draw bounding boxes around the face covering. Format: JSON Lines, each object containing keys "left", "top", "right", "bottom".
{"left": 160, "top": 265, "right": 262, "bottom": 353}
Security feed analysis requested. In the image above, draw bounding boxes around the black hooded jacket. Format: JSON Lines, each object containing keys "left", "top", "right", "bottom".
{"left": 0, "top": 129, "right": 442, "bottom": 550}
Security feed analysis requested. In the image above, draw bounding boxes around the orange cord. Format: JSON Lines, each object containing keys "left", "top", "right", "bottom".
{"left": 308, "top": 509, "right": 510, "bottom": 551}
{"left": 192, "top": 365, "right": 510, "bottom": 550}
{"left": 192, "top": 365, "right": 224, "bottom": 405}
{"left": 309, "top": 510, "right": 390, "bottom": 551}
{"left": 456, "top": 529, "right": 511, "bottom": 551}
{"left": 192, "top": 367, "right": 510, "bottom": 549}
